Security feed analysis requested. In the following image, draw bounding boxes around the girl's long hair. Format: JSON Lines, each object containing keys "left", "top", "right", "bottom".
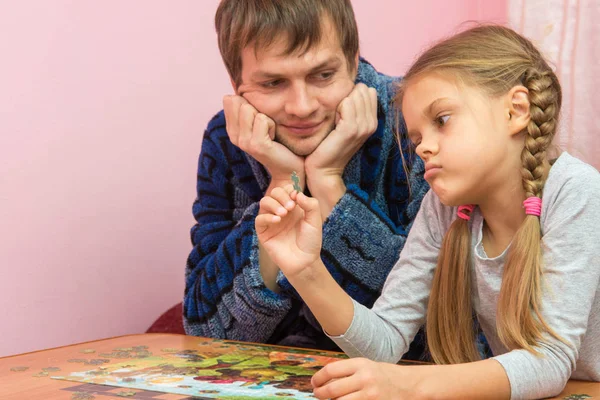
{"left": 396, "top": 25, "right": 563, "bottom": 364}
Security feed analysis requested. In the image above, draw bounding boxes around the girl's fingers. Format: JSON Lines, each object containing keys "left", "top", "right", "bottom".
{"left": 312, "top": 375, "right": 362, "bottom": 400}
{"left": 255, "top": 214, "right": 281, "bottom": 234}
{"left": 295, "top": 192, "right": 321, "bottom": 228}
{"left": 312, "top": 359, "right": 364, "bottom": 388}
{"left": 270, "top": 186, "right": 296, "bottom": 210}
{"left": 329, "top": 392, "right": 364, "bottom": 400}
{"left": 282, "top": 183, "right": 295, "bottom": 195}
{"left": 259, "top": 196, "right": 289, "bottom": 216}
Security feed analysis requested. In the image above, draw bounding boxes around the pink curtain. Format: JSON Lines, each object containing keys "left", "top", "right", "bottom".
{"left": 509, "top": 0, "right": 600, "bottom": 169}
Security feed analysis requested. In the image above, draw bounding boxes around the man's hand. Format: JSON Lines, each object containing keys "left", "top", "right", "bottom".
{"left": 224, "top": 95, "right": 307, "bottom": 291}
{"left": 304, "top": 83, "right": 378, "bottom": 218}
{"left": 223, "top": 95, "right": 305, "bottom": 189}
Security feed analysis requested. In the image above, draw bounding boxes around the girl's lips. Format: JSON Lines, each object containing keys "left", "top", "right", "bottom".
{"left": 424, "top": 167, "right": 442, "bottom": 180}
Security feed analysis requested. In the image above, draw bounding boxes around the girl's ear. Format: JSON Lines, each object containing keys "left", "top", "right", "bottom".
{"left": 506, "top": 85, "right": 531, "bottom": 136}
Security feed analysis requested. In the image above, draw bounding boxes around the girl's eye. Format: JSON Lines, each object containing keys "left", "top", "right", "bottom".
{"left": 436, "top": 115, "right": 450, "bottom": 126}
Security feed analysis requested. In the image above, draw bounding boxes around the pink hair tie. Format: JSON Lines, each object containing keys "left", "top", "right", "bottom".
{"left": 523, "top": 197, "right": 542, "bottom": 217}
{"left": 457, "top": 204, "right": 475, "bottom": 221}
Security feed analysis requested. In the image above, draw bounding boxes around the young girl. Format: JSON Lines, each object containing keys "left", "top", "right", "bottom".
{"left": 255, "top": 25, "right": 600, "bottom": 399}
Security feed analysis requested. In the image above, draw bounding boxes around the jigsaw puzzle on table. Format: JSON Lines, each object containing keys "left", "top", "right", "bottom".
{"left": 51, "top": 338, "right": 348, "bottom": 399}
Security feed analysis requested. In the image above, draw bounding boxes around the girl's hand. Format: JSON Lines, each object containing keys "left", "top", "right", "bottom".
{"left": 255, "top": 185, "right": 323, "bottom": 279}
{"left": 312, "top": 358, "right": 427, "bottom": 400}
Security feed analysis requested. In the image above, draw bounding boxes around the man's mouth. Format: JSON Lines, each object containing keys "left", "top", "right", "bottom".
{"left": 280, "top": 121, "right": 324, "bottom": 136}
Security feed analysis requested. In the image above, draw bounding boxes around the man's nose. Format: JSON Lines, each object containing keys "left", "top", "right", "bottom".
{"left": 284, "top": 82, "right": 319, "bottom": 118}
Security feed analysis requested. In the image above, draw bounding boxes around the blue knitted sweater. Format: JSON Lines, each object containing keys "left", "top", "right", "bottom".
{"left": 184, "top": 59, "right": 429, "bottom": 350}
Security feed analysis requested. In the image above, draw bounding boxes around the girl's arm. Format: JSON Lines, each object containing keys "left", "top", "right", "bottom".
{"left": 255, "top": 187, "right": 356, "bottom": 336}
{"left": 257, "top": 187, "right": 447, "bottom": 361}
{"left": 312, "top": 357, "right": 511, "bottom": 400}
{"left": 287, "top": 258, "right": 355, "bottom": 336}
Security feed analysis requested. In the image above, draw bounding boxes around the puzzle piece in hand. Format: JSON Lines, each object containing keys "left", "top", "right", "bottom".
{"left": 291, "top": 171, "right": 301, "bottom": 192}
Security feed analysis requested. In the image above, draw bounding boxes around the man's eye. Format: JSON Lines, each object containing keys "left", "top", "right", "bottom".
{"left": 314, "top": 71, "right": 334, "bottom": 80}
{"left": 262, "top": 79, "right": 283, "bottom": 88}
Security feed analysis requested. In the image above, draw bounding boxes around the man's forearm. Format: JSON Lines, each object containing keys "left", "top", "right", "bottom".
{"left": 306, "top": 172, "right": 346, "bottom": 220}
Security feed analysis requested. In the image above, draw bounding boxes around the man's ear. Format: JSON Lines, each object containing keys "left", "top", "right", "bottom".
{"left": 506, "top": 85, "right": 531, "bottom": 135}
{"left": 230, "top": 76, "right": 239, "bottom": 95}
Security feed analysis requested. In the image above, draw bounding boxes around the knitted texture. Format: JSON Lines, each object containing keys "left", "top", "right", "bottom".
{"left": 184, "top": 59, "right": 428, "bottom": 349}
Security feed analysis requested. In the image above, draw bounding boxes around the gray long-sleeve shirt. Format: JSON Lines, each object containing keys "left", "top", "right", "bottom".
{"left": 329, "top": 152, "right": 600, "bottom": 399}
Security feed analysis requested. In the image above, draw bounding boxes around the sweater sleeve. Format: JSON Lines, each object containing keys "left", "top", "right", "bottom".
{"left": 318, "top": 173, "right": 425, "bottom": 306}
{"left": 492, "top": 159, "right": 600, "bottom": 400}
{"left": 183, "top": 112, "right": 292, "bottom": 341}
{"left": 328, "top": 190, "right": 450, "bottom": 361}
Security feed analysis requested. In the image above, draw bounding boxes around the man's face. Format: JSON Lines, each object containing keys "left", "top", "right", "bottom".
{"left": 236, "top": 19, "right": 357, "bottom": 156}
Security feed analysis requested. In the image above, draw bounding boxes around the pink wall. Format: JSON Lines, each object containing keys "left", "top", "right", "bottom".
{"left": 0, "top": 1, "right": 506, "bottom": 357}
{"left": 354, "top": 0, "right": 508, "bottom": 74}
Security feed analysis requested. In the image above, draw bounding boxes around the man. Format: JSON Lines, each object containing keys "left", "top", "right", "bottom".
{"left": 184, "top": 0, "right": 428, "bottom": 354}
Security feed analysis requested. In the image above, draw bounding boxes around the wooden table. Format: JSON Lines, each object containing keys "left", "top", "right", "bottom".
{"left": 0, "top": 333, "right": 597, "bottom": 399}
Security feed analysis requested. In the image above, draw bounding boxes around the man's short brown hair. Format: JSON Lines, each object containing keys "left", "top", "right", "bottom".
{"left": 215, "top": 0, "right": 359, "bottom": 87}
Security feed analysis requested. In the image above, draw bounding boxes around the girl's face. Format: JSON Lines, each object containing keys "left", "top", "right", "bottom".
{"left": 402, "top": 73, "right": 524, "bottom": 206}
